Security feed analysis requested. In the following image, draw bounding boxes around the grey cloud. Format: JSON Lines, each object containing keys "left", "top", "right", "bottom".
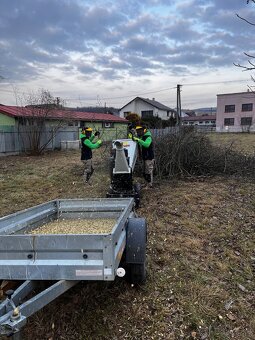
{"left": 0, "top": 0, "right": 254, "bottom": 85}
{"left": 76, "top": 63, "right": 98, "bottom": 75}
{"left": 122, "top": 36, "right": 172, "bottom": 57}
{"left": 164, "top": 20, "right": 203, "bottom": 42}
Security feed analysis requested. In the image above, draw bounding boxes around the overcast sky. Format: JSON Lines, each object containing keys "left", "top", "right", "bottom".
{"left": 0, "top": 0, "right": 255, "bottom": 109}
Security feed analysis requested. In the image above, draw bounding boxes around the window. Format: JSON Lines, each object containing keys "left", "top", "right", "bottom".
{"left": 224, "top": 118, "right": 234, "bottom": 126}
{"left": 241, "top": 117, "right": 252, "bottom": 125}
{"left": 141, "top": 110, "right": 153, "bottom": 118}
{"left": 242, "top": 103, "right": 253, "bottom": 111}
{"left": 124, "top": 111, "right": 131, "bottom": 118}
{"left": 68, "top": 121, "right": 78, "bottom": 126}
{"left": 225, "top": 105, "right": 235, "bottom": 113}
{"left": 102, "top": 122, "right": 114, "bottom": 128}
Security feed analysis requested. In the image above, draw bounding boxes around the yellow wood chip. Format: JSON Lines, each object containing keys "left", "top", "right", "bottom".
{"left": 29, "top": 218, "right": 116, "bottom": 234}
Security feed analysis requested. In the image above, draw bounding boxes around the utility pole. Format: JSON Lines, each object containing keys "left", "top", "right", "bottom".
{"left": 176, "top": 84, "right": 182, "bottom": 126}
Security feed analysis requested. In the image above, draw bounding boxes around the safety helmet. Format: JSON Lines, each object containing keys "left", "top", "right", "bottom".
{"left": 85, "top": 127, "right": 93, "bottom": 132}
{"left": 135, "top": 126, "right": 143, "bottom": 130}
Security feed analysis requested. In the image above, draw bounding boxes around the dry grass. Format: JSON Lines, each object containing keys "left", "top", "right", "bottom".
{"left": 0, "top": 144, "right": 254, "bottom": 340}
{"left": 208, "top": 132, "right": 255, "bottom": 155}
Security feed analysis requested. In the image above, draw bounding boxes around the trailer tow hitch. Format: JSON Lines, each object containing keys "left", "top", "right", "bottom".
{"left": 0, "top": 289, "right": 26, "bottom": 337}
{"left": 0, "top": 280, "right": 78, "bottom": 337}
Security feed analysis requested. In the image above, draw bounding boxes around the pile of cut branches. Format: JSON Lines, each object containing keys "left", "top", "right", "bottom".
{"left": 154, "top": 129, "right": 255, "bottom": 179}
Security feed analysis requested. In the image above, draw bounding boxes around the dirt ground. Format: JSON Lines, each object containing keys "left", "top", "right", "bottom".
{"left": 0, "top": 143, "right": 255, "bottom": 339}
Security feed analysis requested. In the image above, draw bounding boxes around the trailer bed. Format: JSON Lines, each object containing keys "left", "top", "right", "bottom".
{"left": 0, "top": 198, "right": 134, "bottom": 281}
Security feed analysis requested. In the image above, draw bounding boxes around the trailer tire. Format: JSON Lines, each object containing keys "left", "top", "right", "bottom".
{"left": 129, "top": 263, "right": 146, "bottom": 285}
{"left": 125, "top": 217, "right": 147, "bottom": 285}
{"left": 133, "top": 183, "right": 141, "bottom": 208}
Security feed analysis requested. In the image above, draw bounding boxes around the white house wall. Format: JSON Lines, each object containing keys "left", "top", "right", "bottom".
{"left": 119, "top": 99, "right": 169, "bottom": 120}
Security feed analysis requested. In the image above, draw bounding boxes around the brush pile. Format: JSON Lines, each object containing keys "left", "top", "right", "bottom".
{"left": 154, "top": 128, "right": 255, "bottom": 178}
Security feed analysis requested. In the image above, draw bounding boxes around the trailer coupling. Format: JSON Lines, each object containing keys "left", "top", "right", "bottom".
{"left": 0, "top": 280, "right": 78, "bottom": 337}
{"left": 0, "top": 286, "right": 29, "bottom": 336}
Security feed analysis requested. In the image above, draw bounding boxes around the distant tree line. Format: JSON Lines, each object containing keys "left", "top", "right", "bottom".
{"left": 71, "top": 106, "right": 120, "bottom": 115}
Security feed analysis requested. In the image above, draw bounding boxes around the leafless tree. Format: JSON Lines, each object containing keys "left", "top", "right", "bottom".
{"left": 16, "top": 89, "right": 69, "bottom": 155}
{"left": 234, "top": 0, "right": 255, "bottom": 85}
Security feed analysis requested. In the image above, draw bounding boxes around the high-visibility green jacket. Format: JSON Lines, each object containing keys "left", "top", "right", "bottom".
{"left": 80, "top": 133, "right": 101, "bottom": 160}
{"left": 136, "top": 130, "right": 154, "bottom": 160}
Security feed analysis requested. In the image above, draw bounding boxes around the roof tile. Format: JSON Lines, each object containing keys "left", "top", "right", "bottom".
{"left": 0, "top": 105, "right": 128, "bottom": 123}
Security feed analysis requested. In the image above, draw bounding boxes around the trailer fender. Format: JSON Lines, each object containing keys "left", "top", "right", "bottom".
{"left": 125, "top": 218, "right": 147, "bottom": 264}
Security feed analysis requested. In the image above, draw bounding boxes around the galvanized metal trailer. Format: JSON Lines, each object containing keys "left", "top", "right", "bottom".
{"left": 0, "top": 198, "right": 147, "bottom": 337}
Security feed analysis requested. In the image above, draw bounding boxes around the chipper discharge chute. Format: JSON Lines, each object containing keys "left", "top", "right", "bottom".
{"left": 107, "top": 139, "right": 141, "bottom": 207}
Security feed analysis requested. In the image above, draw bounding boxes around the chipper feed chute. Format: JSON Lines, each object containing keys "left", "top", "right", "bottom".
{"left": 107, "top": 139, "right": 141, "bottom": 207}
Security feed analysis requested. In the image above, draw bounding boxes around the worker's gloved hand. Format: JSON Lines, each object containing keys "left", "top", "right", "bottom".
{"left": 132, "top": 137, "right": 139, "bottom": 142}
{"left": 97, "top": 139, "right": 102, "bottom": 145}
{"left": 95, "top": 131, "right": 100, "bottom": 137}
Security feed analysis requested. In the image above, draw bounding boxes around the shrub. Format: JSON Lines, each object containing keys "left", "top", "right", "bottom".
{"left": 154, "top": 129, "right": 255, "bottom": 179}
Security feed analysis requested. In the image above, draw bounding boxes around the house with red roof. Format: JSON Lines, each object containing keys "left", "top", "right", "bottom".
{"left": 0, "top": 104, "right": 128, "bottom": 154}
{"left": 0, "top": 104, "right": 127, "bottom": 128}
{"left": 0, "top": 104, "right": 128, "bottom": 137}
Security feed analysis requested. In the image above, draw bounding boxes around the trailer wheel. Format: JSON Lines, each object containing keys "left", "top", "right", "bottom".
{"left": 125, "top": 217, "right": 147, "bottom": 285}
{"left": 129, "top": 263, "right": 146, "bottom": 285}
{"left": 133, "top": 183, "right": 141, "bottom": 208}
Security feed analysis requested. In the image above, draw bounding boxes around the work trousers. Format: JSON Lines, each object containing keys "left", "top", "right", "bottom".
{"left": 143, "top": 159, "right": 155, "bottom": 185}
{"left": 82, "top": 159, "right": 93, "bottom": 179}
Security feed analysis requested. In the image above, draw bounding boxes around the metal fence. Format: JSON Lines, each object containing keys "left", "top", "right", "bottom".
{"left": 0, "top": 127, "right": 80, "bottom": 155}
{"left": 0, "top": 125, "right": 217, "bottom": 156}
{"left": 151, "top": 125, "right": 216, "bottom": 137}
{"left": 0, "top": 126, "right": 129, "bottom": 156}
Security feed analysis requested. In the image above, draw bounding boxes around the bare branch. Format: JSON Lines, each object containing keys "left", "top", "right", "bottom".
{"left": 233, "top": 62, "right": 255, "bottom": 71}
{"left": 236, "top": 13, "right": 255, "bottom": 26}
{"left": 14, "top": 88, "right": 68, "bottom": 155}
{"left": 244, "top": 52, "right": 255, "bottom": 58}
{"left": 247, "top": 84, "right": 255, "bottom": 94}
{"left": 248, "top": 59, "right": 255, "bottom": 67}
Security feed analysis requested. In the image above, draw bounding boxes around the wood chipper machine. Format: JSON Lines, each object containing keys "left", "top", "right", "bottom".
{"left": 0, "top": 198, "right": 147, "bottom": 338}
{"left": 107, "top": 139, "right": 141, "bottom": 207}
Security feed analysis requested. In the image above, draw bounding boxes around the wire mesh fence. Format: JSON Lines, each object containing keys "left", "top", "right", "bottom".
{"left": 0, "top": 126, "right": 129, "bottom": 155}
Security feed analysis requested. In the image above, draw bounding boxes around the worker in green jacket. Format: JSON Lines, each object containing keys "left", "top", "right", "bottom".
{"left": 133, "top": 126, "right": 155, "bottom": 187}
{"left": 127, "top": 122, "right": 136, "bottom": 139}
{"left": 80, "top": 127, "right": 102, "bottom": 183}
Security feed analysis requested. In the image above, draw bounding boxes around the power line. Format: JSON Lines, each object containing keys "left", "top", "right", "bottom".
{"left": 182, "top": 79, "right": 250, "bottom": 86}
{"left": 0, "top": 78, "right": 251, "bottom": 105}
{"left": 64, "top": 86, "right": 177, "bottom": 102}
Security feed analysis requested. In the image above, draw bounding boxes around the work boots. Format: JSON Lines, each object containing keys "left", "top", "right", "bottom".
{"left": 85, "top": 167, "right": 94, "bottom": 184}
{"left": 143, "top": 174, "right": 153, "bottom": 188}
